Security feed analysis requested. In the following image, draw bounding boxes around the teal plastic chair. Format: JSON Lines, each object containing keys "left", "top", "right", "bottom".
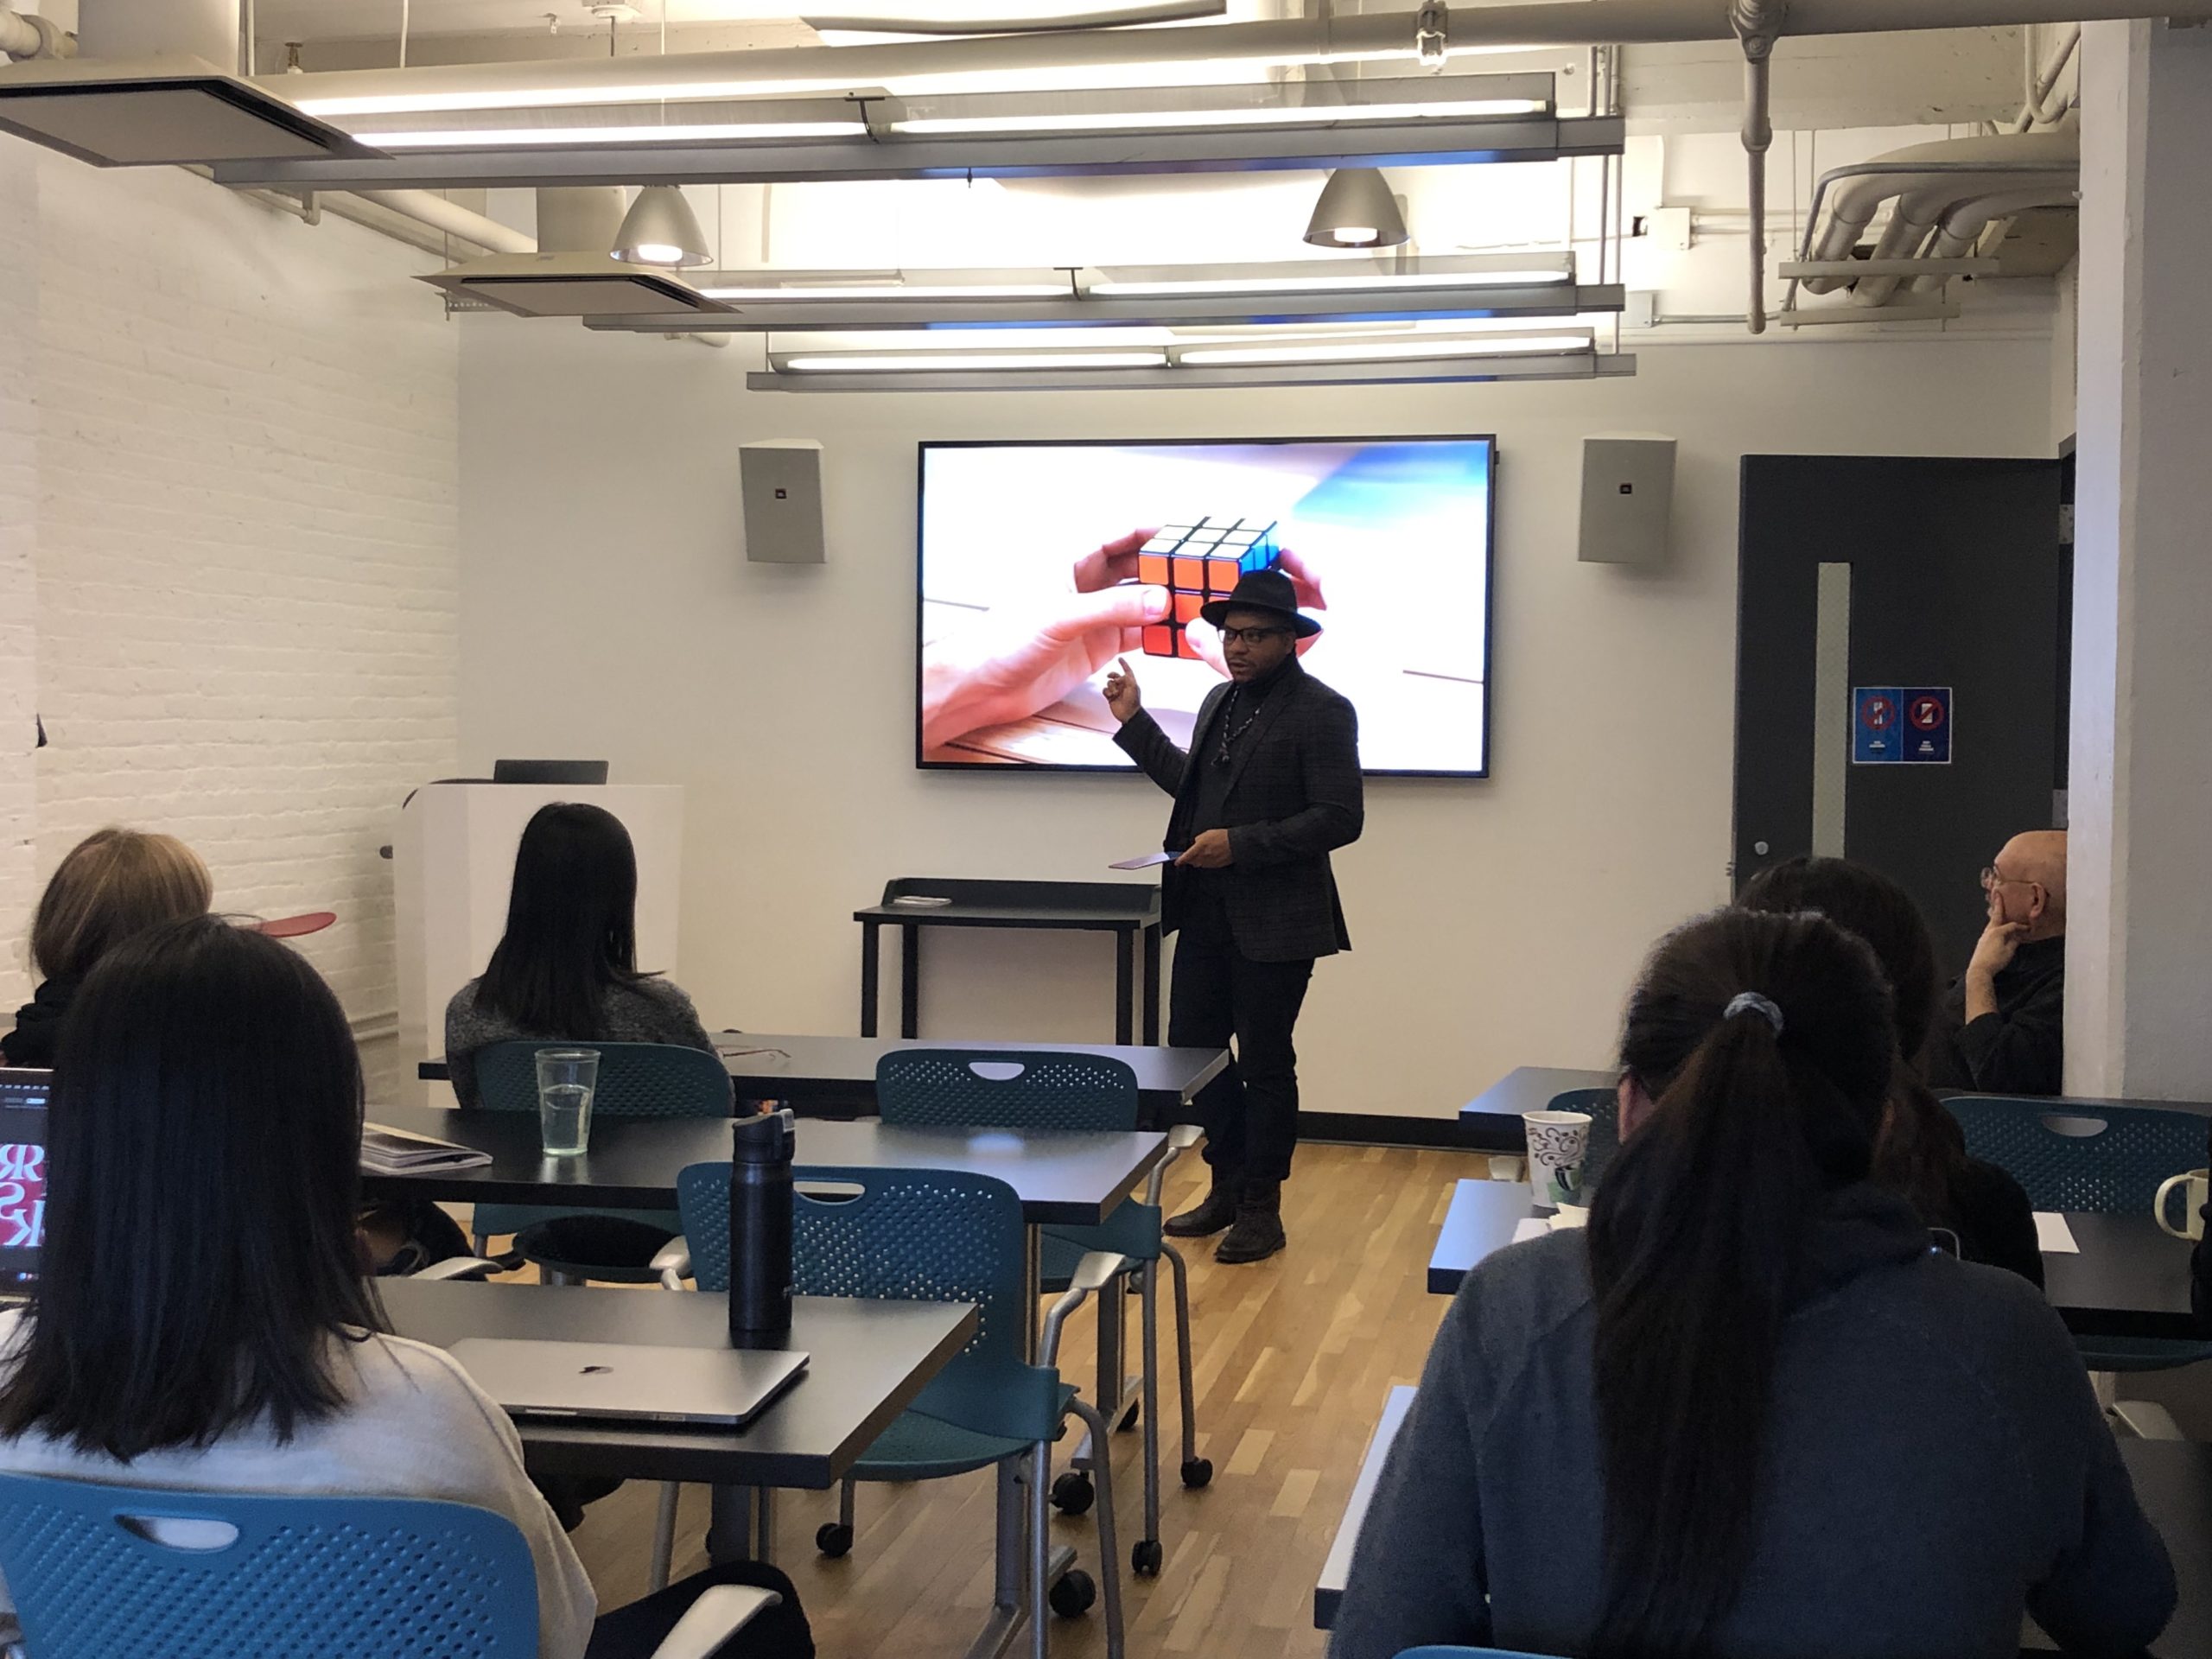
{"left": 666, "top": 1162, "right": 1126, "bottom": 1659}
{"left": 467, "top": 1039, "right": 731, "bottom": 1283}
{"left": 1946, "top": 1094, "right": 2212, "bottom": 1434}
{"left": 874, "top": 1048, "right": 1207, "bottom": 1581}
{"left": 0, "top": 1472, "right": 775, "bottom": 1659}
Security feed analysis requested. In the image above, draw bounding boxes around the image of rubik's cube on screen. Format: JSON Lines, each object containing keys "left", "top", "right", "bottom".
{"left": 1135, "top": 517, "right": 1281, "bottom": 659}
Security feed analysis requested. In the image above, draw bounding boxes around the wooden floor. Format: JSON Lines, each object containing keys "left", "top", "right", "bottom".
{"left": 563, "top": 1141, "right": 1491, "bottom": 1658}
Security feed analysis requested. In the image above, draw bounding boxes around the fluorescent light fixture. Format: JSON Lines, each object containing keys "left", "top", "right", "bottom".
{"left": 1090, "top": 263, "right": 1570, "bottom": 297}
{"left": 702, "top": 281, "right": 1072, "bottom": 301}
{"left": 781, "top": 349, "right": 1169, "bottom": 371}
{"left": 369, "top": 120, "right": 868, "bottom": 149}
{"left": 417, "top": 254, "right": 732, "bottom": 318}
{"left": 890, "top": 97, "right": 1545, "bottom": 135}
{"left": 1176, "top": 333, "right": 1590, "bottom": 365}
{"left": 0, "top": 58, "right": 385, "bottom": 167}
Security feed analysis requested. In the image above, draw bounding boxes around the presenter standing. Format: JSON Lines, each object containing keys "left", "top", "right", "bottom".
{"left": 1103, "top": 569, "right": 1363, "bottom": 1264}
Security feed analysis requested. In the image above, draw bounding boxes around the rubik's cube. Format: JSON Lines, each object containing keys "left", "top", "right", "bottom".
{"left": 1136, "top": 518, "right": 1281, "bottom": 659}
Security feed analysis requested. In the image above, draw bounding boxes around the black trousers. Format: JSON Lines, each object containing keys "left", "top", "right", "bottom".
{"left": 1166, "top": 885, "right": 1314, "bottom": 1185}
{"left": 586, "top": 1560, "right": 812, "bottom": 1659}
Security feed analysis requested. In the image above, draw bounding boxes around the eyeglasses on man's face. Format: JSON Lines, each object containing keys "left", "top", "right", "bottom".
{"left": 1217, "top": 625, "right": 1291, "bottom": 647}
{"left": 1980, "top": 866, "right": 2037, "bottom": 892}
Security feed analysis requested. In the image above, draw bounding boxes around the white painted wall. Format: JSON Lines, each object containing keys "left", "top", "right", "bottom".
{"left": 458, "top": 325, "right": 2052, "bottom": 1119}
{"left": 0, "top": 139, "right": 462, "bottom": 1094}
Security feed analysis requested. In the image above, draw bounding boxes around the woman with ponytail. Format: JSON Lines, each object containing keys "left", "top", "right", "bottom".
{"left": 1331, "top": 907, "right": 2173, "bottom": 1659}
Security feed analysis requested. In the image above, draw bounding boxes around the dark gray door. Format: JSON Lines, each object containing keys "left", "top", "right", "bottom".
{"left": 1733, "top": 455, "right": 2065, "bottom": 977}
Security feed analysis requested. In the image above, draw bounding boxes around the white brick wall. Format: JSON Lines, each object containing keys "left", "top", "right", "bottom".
{"left": 0, "top": 145, "right": 37, "bottom": 1019}
{"left": 4, "top": 140, "right": 461, "bottom": 1096}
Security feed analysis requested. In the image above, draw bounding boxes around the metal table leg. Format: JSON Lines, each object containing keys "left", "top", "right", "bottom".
{"left": 901, "top": 922, "right": 921, "bottom": 1038}
{"left": 860, "top": 921, "right": 880, "bottom": 1038}
{"left": 1141, "top": 924, "right": 1161, "bottom": 1046}
{"left": 1115, "top": 926, "right": 1134, "bottom": 1046}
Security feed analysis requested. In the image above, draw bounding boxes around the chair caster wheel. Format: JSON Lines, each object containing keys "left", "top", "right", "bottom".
{"left": 814, "top": 1522, "right": 853, "bottom": 1558}
{"left": 1180, "top": 1457, "right": 1214, "bottom": 1490}
{"left": 1118, "top": 1404, "right": 1140, "bottom": 1433}
{"left": 1132, "top": 1538, "right": 1163, "bottom": 1578}
{"left": 1050, "top": 1471, "right": 1095, "bottom": 1516}
{"left": 1049, "top": 1569, "right": 1096, "bottom": 1618}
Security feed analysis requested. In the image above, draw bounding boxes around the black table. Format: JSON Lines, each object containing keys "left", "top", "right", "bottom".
{"left": 1426, "top": 1179, "right": 2206, "bottom": 1344}
{"left": 1314, "top": 1389, "right": 2212, "bottom": 1656}
{"left": 855, "top": 877, "right": 1163, "bottom": 1044}
{"left": 420, "top": 1031, "right": 1228, "bottom": 1123}
{"left": 1456, "top": 1065, "right": 1613, "bottom": 1150}
{"left": 363, "top": 1104, "right": 1167, "bottom": 1228}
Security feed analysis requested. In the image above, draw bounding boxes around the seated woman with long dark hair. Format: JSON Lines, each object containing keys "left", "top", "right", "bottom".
{"left": 1331, "top": 907, "right": 2173, "bottom": 1659}
{"left": 1738, "top": 854, "right": 2043, "bottom": 1285}
{"left": 0, "top": 918, "right": 809, "bottom": 1659}
{"left": 447, "top": 803, "right": 718, "bottom": 1109}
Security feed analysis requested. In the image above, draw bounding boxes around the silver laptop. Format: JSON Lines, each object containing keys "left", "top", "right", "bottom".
{"left": 449, "top": 1338, "right": 808, "bottom": 1429}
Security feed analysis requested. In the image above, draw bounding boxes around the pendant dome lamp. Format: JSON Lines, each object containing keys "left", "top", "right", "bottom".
{"left": 1303, "top": 167, "right": 1408, "bottom": 250}
{"left": 612, "top": 184, "right": 713, "bottom": 267}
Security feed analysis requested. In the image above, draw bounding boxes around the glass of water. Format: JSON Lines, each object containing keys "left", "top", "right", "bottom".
{"left": 536, "top": 1048, "right": 600, "bottom": 1158}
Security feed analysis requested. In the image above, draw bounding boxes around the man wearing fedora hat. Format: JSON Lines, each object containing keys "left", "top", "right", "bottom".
{"left": 1103, "top": 566, "right": 1363, "bottom": 1263}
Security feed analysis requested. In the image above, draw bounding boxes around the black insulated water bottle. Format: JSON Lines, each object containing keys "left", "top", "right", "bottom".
{"left": 728, "top": 1109, "right": 795, "bottom": 1348}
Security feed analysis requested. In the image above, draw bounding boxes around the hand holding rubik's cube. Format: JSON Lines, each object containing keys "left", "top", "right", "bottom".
{"left": 1135, "top": 518, "right": 1281, "bottom": 659}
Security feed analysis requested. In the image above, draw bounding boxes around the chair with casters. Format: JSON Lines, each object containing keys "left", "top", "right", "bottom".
{"left": 467, "top": 1039, "right": 732, "bottom": 1284}
{"left": 658, "top": 1162, "right": 1126, "bottom": 1659}
{"left": 0, "top": 1472, "right": 778, "bottom": 1659}
{"left": 870, "top": 1049, "right": 1206, "bottom": 1580}
{"left": 1945, "top": 1094, "right": 2212, "bottom": 1438}
{"left": 1541, "top": 1087, "right": 1621, "bottom": 1189}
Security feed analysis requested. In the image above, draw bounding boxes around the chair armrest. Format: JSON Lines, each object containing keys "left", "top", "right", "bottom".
{"left": 645, "top": 1583, "right": 781, "bottom": 1659}
{"left": 1145, "top": 1122, "right": 1203, "bottom": 1206}
{"left": 1039, "top": 1251, "right": 1128, "bottom": 1367}
{"left": 411, "top": 1255, "right": 501, "bottom": 1282}
{"left": 652, "top": 1236, "right": 694, "bottom": 1291}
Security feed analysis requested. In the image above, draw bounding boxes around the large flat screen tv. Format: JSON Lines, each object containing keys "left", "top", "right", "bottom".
{"left": 918, "top": 435, "right": 1495, "bottom": 776}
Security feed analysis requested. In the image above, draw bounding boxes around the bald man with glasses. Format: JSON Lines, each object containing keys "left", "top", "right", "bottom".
{"left": 1929, "top": 830, "right": 2068, "bottom": 1096}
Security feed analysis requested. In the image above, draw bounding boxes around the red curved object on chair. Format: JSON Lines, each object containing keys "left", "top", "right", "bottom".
{"left": 256, "top": 911, "right": 337, "bottom": 938}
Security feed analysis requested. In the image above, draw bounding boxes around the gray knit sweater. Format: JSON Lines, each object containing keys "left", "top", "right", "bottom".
{"left": 442, "top": 976, "right": 718, "bottom": 1109}
{"left": 1330, "top": 1186, "right": 2175, "bottom": 1659}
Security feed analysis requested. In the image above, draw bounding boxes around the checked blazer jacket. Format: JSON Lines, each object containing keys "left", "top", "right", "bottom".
{"left": 1114, "top": 661, "right": 1363, "bottom": 963}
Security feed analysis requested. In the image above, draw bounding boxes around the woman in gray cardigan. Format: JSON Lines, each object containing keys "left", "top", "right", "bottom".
{"left": 444, "top": 802, "right": 718, "bottom": 1109}
{"left": 1332, "top": 907, "right": 2174, "bottom": 1659}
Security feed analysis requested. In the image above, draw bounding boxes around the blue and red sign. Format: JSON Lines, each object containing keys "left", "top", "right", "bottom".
{"left": 1853, "top": 686, "right": 1951, "bottom": 766}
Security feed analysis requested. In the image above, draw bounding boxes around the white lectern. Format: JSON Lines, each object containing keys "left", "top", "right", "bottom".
{"left": 391, "top": 783, "right": 685, "bottom": 1071}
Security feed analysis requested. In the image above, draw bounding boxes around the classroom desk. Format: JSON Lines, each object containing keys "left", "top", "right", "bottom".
{"left": 420, "top": 1032, "right": 1230, "bottom": 1124}
{"left": 1313, "top": 1389, "right": 2212, "bottom": 1656}
{"left": 1456, "top": 1065, "right": 1614, "bottom": 1150}
{"left": 1425, "top": 1179, "right": 2206, "bottom": 1344}
{"left": 363, "top": 1104, "right": 1167, "bottom": 1228}
{"left": 379, "top": 1277, "right": 976, "bottom": 1563}
{"left": 855, "top": 877, "right": 1164, "bottom": 1044}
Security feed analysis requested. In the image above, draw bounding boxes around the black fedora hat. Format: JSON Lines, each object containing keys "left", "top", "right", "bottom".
{"left": 1199, "top": 567, "right": 1321, "bottom": 637}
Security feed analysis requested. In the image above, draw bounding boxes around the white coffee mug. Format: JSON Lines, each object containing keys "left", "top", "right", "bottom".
{"left": 2154, "top": 1168, "right": 2209, "bottom": 1241}
{"left": 1524, "top": 1110, "right": 1593, "bottom": 1213}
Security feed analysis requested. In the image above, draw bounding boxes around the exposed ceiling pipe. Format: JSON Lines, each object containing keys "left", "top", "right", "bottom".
{"left": 1728, "top": 0, "right": 1785, "bottom": 335}
{"left": 1796, "top": 132, "right": 2076, "bottom": 293}
{"left": 2012, "top": 22, "right": 2081, "bottom": 131}
{"left": 1904, "top": 184, "right": 2077, "bottom": 296}
{"left": 1846, "top": 165, "right": 2075, "bottom": 306}
{"left": 349, "top": 188, "right": 534, "bottom": 254}
{"left": 251, "top": 0, "right": 2212, "bottom": 117}
{"left": 0, "top": 8, "right": 73, "bottom": 60}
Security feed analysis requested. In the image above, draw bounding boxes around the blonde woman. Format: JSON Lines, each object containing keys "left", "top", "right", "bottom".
{"left": 3, "top": 828, "right": 212, "bottom": 1068}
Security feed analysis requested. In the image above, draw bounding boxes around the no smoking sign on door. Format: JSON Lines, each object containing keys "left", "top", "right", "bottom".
{"left": 1853, "top": 686, "right": 1952, "bottom": 766}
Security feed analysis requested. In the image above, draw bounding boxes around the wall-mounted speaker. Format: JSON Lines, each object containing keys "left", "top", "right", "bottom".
{"left": 1577, "top": 434, "right": 1676, "bottom": 566}
{"left": 740, "top": 440, "right": 826, "bottom": 564}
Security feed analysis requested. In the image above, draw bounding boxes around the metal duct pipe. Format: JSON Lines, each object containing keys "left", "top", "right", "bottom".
{"left": 79, "top": 0, "right": 238, "bottom": 65}
{"left": 1797, "top": 131, "right": 2077, "bottom": 294}
{"left": 1730, "top": 0, "right": 1785, "bottom": 335}
{"left": 350, "top": 188, "right": 534, "bottom": 253}
{"left": 1905, "top": 184, "right": 2077, "bottom": 295}
{"left": 255, "top": 0, "right": 2212, "bottom": 117}
{"left": 0, "top": 8, "right": 73, "bottom": 60}
{"left": 1849, "top": 171, "right": 2073, "bottom": 304}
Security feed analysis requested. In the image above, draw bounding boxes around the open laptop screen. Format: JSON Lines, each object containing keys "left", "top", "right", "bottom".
{"left": 0, "top": 1069, "right": 51, "bottom": 1287}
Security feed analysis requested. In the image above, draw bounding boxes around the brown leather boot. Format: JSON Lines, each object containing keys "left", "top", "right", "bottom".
{"left": 1215, "top": 1179, "right": 1285, "bottom": 1264}
{"left": 1164, "top": 1166, "right": 1239, "bottom": 1238}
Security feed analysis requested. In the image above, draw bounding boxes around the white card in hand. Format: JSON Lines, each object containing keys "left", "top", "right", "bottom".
{"left": 1109, "top": 852, "right": 1173, "bottom": 870}
{"left": 2033, "top": 1212, "right": 2081, "bottom": 1254}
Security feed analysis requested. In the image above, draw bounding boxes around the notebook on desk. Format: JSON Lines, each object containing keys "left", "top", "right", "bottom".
{"left": 449, "top": 1338, "right": 809, "bottom": 1429}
